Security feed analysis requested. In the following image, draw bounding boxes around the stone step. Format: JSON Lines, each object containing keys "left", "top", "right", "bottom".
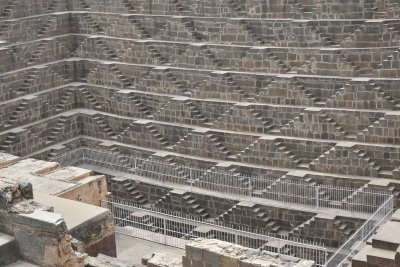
{"left": 0, "top": 232, "right": 17, "bottom": 266}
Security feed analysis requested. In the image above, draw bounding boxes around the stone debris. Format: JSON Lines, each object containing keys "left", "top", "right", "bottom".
{"left": 143, "top": 252, "right": 183, "bottom": 267}
{"left": 183, "top": 238, "right": 315, "bottom": 267}
{"left": 0, "top": 177, "right": 38, "bottom": 213}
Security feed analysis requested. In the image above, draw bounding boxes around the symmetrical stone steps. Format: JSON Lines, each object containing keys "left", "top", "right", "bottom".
{"left": 127, "top": 94, "right": 153, "bottom": 119}
{"left": 290, "top": 215, "right": 359, "bottom": 248}
{"left": 55, "top": 88, "right": 75, "bottom": 113}
{"left": 81, "top": 13, "right": 105, "bottom": 35}
{"left": 3, "top": 34, "right": 400, "bottom": 77}
{"left": 205, "top": 133, "right": 232, "bottom": 158}
{"left": 37, "top": 17, "right": 58, "bottom": 38}
{"left": 68, "top": 0, "right": 399, "bottom": 19}
{"left": 28, "top": 41, "right": 49, "bottom": 65}
{"left": 15, "top": 69, "right": 41, "bottom": 97}
{"left": 374, "top": 48, "right": 400, "bottom": 78}
{"left": 93, "top": 115, "right": 117, "bottom": 139}
{"left": 128, "top": 17, "right": 150, "bottom": 39}
{"left": 156, "top": 190, "right": 210, "bottom": 219}
{"left": 5, "top": 99, "right": 29, "bottom": 128}
{"left": 145, "top": 123, "right": 169, "bottom": 147}
{"left": 280, "top": 109, "right": 347, "bottom": 140}
{"left": 78, "top": 87, "right": 103, "bottom": 110}
{"left": 0, "top": 132, "right": 19, "bottom": 152}
{"left": 146, "top": 44, "right": 167, "bottom": 64}
{"left": 70, "top": 12, "right": 400, "bottom": 47}
{"left": 274, "top": 140, "right": 308, "bottom": 169}
{"left": 121, "top": 180, "right": 147, "bottom": 204}
{"left": 214, "top": 105, "right": 273, "bottom": 134}
{"left": 47, "top": 116, "right": 69, "bottom": 143}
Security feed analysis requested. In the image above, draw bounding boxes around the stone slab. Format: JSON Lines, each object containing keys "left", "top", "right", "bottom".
{"left": 34, "top": 192, "right": 109, "bottom": 230}
{"left": 371, "top": 221, "right": 400, "bottom": 251}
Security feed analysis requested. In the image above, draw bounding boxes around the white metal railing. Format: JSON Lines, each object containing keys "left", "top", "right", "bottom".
{"left": 101, "top": 197, "right": 328, "bottom": 266}
{"left": 52, "top": 147, "right": 395, "bottom": 266}
{"left": 323, "top": 194, "right": 394, "bottom": 267}
{"left": 51, "top": 147, "right": 392, "bottom": 214}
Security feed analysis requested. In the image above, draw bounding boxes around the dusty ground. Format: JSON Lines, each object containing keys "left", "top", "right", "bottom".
{"left": 116, "top": 233, "right": 185, "bottom": 265}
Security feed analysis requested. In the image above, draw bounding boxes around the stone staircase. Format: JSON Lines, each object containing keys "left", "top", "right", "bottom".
{"left": 128, "top": 17, "right": 150, "bottom": 39}
{"left": 53, "top": 89, "right": 74, "bottom": 113}
{"left": 352, "top": 148, "right": 381, "bottom": 176}
{"left": 182, "top": 192, "right": 210, "bottom": 219}
{"left": 183, "top": 20, "right": 202, "bottom": 41}
{"left": 14, "top": 68, "right": 64, "bottom": 97}
{"left": 47, "top": 116, "right": 68, "bottom": 143}
{"left": 205, "top": 133, "right": 231, "bottom": 158}
{"left": 27, "top": 41, "right": 49, "bottom": 65}
{"left": 122, "top": 0, "right": 137, "bottom": 14}
{"left": 0, "top": 23, "right": 8, "bottom": 40}
{"left": 0, "top": 131, "right": 21, "bottom": 152}
{"left": 81, "top": 13, "right": 105, "bottom": 34}
{"left": 165, "top": 70, "right": 190, "bottom": 96}
{"left": 93, "top": 116, "right": 117, "bottom": 139}
{"left": 290, "top": 215, "right": 356, "bottom": 248}
{"left": 46, "top": 0, "right": 59, "bottom": 12}
{"left": 95, "top": 40, "right": 118, "bottom": 60}
{"left": 281, "top": 109, "right": 347, "bottom": 140}
{"left": 374, "top": 48, "right": 400, "bottom": 78}
{"left": 369, "top": 82, "right": 400, "bottom": 110}
{"left": 0, "top": 0, "right": 17, "bottom": 19}
{"left": 225, "top": 74, "right": 255, "bottom": 102}
{"left": 37, "top": 17, "right": 57, "bottom": 38}
{"left": 147, "top": 44, "right": 167, "bottom": 64}
{"left": 202, "top": 47, "right": 223, "bottom": 68}
{"left": 274, "top": 140, "right": 309, "bottom": 169}
{"left": 79, "top": 87, "right": 103, "bottom": 110}
{"left": 294, "top": 79, "right": 326, "bottom": 106}
{"left": 127, "top": 94, "right": 152, "bottom": 118}
{"left": 239, "top": 20, "right": 265, "bottom": 45}
{"left": 184, "top": 99, "right": 208, "bottom": 125}
{"left": 252, "top": 207, "right": 282, "bottom": 234}
{"left": 236, "top": 139, "right": 259, "bottom": 161}
{"left": 108, "top": 64, "right": 132, "bottom": 87}
{"left": 145, "top": 124, "right": 169, "bottom": 147}
{"left": 5, "top": 99, "right": 29, "bottom": 127}
{"left": 266, "top": 51, "right": 291, "bottom": 73}
{"left": 155, "top": 190, "right": 210, "bottom": 219}
{"left": 121, "top": 180, "right": 147, "bottom": 204}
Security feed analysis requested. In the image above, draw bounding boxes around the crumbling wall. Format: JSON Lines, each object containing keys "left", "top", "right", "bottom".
{"left": 0, "top": 178, "right": 85, "bottom": 266}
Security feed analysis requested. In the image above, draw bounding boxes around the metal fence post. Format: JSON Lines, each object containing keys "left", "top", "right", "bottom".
{"left": 163, "top": 218, "right": 167, "bottom": 245}
{"left": 278, "top": 239, "right": 280, "bottom": 255}
{"left": 134, "top": 159, "right": 137, "bottom": 175}
{"left": 235, "top": 233, "right": 238, "bottom": 244}
{"left": 82, "top": 147, "right": 85, "bottom": 166}
{"left": 316, "top": 186, "right": 319, "bottom": 211}
{"left": 248, "top": 176, "right": 252, "bottom": 200}
{"left": 190, "top": 169, "right": 193, "bottom": 192}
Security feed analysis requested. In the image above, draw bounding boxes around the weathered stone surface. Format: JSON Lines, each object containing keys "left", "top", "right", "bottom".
{"left": 184, "top": 238, "right": 315, "bottom": 267}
